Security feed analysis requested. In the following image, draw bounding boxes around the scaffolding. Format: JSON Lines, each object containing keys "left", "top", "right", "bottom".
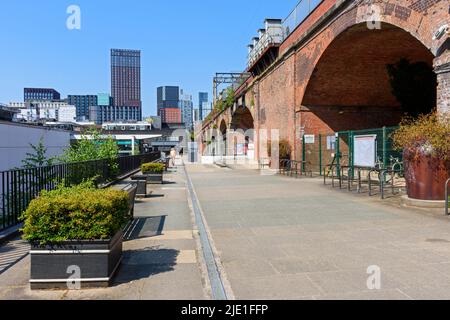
{"left": 212, "top": 72, "right": 251, "bottom": 105}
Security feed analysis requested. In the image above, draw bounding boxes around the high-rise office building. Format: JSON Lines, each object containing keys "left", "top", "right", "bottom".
{"left": 198, "top": 92, "right": 208, "bottom": 120}
{"left": 111, "top": 49, "right": 142, "bottom": 121}
{"left": 67, "top": 95, "right": 98, "bottom": 121}
{"left": 157, "top": 86, "right": 179, "bottom": 109}
{"left": 179, "top": 91, "right": 193, "bottom": 129}
{"left": 24, "top": 88, "right": 60, "bottom": 102}
{"left": 157, "top": 86, "right": 180, "bottom": 124}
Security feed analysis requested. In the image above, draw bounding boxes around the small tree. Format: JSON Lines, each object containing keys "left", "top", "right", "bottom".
{"left": 60, "top": 129, "right": 119, "bottom": 182}
{"left": 22, "top": 137, "right": 54, "bottom": 168}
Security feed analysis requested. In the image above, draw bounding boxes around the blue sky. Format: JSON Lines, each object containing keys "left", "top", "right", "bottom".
{"left": 0, "top": 0, "right": 299, "bottom": 117}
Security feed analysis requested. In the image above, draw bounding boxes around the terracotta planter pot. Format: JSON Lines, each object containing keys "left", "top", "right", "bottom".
{"left": 403, "top": 148, "right": 450, "bottom": 201}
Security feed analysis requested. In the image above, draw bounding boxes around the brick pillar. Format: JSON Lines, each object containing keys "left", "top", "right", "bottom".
{"left": 434, "top": 53, "right": 450, "bottom": 115}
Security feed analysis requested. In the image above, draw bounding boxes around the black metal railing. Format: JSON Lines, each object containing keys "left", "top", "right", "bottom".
{"left": 0, "top": 153, "right": 159, "bottom": 232}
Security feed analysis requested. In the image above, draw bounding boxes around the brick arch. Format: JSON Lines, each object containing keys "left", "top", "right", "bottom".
{"left": 295, "top": 0, "right": 445, "bottom": 133}
{"left": 231, "top": 106, "right": 255, "bottom": 131}
{"left": 300, "top": 21, "right": 436, "bottom": 132}
{"left": 295, "top": 0, "right": 444, "bottom": 104}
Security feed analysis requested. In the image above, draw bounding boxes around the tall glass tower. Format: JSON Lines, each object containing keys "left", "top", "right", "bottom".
{"left": 198, "top": 92, "right": 208, "bottom": 120}
{"left": 111, "top": 49, "right": 142, "bottom": 121}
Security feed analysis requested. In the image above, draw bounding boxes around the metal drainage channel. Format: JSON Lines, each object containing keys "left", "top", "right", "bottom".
{"left": 183, "top": 165, "right": 228, "bottom": 300}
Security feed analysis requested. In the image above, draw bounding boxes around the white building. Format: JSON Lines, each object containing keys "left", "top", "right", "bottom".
{"left": 0, "top": 121, "right": 71, "bottom": 171}
{"left": 9, "top": 101, "right": 77, "bottom": 123}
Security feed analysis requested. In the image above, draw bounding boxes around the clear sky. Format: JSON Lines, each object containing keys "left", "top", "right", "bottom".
{"left": 0, "top": 0, "right": 299, "bottom": 117}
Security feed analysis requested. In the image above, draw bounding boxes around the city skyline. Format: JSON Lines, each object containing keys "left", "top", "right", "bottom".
{"left": 0, "top": 0, "right": 299, "bottom": 117}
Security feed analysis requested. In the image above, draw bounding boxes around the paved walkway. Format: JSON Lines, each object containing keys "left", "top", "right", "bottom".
{"left": 2, "top": 162, "right": 450, "bottom": 300}
{"left": 0, "top": 162, "right": 208, "bottom": 300}
{"left": 186, "top": 164, "right": 450, "bottom": 300}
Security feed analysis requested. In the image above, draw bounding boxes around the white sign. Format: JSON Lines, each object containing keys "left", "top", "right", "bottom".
{"left": 354, "top": 135, "right": 377, "bottom": 167}
{"left": 304, "top": 135, "right": 315, "bottom": 144}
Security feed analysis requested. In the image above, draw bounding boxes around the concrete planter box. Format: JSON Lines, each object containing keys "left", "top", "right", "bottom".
{"left": 131, "top": 176, "right": 148, "bottom": 197}
{"left": 142, "top": 172, "right": 163, "bottom": 184}
{"left": 29, "top": 231, "right": 123, "bottom": 290}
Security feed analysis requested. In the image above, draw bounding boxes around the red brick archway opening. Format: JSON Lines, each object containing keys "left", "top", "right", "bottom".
{"left": 231, "top": 106, "right": 255, "bottom": 158}
{"left": 301, "top": 22, "right": 436, "bottom": 133}
{"left": 231, "top": 106, "right": 255, "bottom": 131}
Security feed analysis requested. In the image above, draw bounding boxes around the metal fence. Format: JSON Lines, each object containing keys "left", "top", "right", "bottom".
{"left": 0, "top": 153, "right": 159, "bottom": 232}
{"left": 302, "top": 126, "right": 401, "bottom": 176}
{"left": 283, "top": 0, "right": 323, "bottom": 39}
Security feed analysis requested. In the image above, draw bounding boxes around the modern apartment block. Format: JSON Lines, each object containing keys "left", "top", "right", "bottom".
{"left": 111, "top": 49, "right": 142, "bottom": 121}
{"left": 160, "top": 108, "right": 181, "bottom": 124}
{"left": 89, "top": 93, "right": 140, "bottom": 125}
{"left": 67, "top": 95, "right": 98, "bottom": 121}
{"left": 24, "top": 88, "right": 60, "bottom": 102}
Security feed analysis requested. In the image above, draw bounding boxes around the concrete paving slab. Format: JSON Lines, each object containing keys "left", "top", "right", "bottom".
{"left": 186, "top": 164, "right": 450, "bottom": 300}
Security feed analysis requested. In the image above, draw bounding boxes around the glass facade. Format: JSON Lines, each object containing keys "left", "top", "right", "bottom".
{"left": 157, "top": 86, "right": 180, "bottom": 124}
{"left": 199, "top": 92, "right": 208, "bottom": 120}
{"left": 67, "top": 95, "right": 98, "bottom": 121}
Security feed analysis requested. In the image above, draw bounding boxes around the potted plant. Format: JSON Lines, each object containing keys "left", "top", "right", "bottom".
{"left": 20, "top": 181, "right": 130, "bottom": 289}
{"left": 392, "top": 111, "right": 450, "bottom": 201}
{"left": 141, "top": 162, "right": 165, "bottom": 184}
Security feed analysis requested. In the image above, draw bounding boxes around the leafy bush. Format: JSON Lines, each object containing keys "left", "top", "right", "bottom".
{"left": 141, "top": 162, "right": 165, "bottom": 174}
{"left": 267, "top": 139, "right": 291, "bottom": 159}
{"left": 20, "top": 181, "right": 129, "bottom": 244}
{"left": 392, "top": 111, "right": 450, "bottom": 161}
{"left": 61, "top": 129, "right": 119, "bottom": 176}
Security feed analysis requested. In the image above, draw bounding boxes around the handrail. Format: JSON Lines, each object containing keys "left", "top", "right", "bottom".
{"left": 446, "top": 178, "right": 450, "bottom": 216}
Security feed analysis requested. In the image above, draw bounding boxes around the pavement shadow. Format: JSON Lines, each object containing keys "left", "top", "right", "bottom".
{"left": 112, "top": 246, "right": 179, "bottom": 285}
{"left": 124, "top": 216, "right": 167, "bottom": 240}
{"left": 0, "top": 239, "right": 30, "bottom": 275}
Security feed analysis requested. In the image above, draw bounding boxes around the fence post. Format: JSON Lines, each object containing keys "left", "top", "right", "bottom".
{"left": 319, "top": 134, "right": 322, "bottom": 176}
{"left": 382, "top": 126, "right": 387, "bottom": 169}
{"left": 349, "top": 131, "right": 354, "bottom": 179}
{"left": 446, "top": 178, "right": 450, "bottom": 216}
{"left": 302, "top": 135, "right": 306, "bottom": 173}
{"left": 336, "top": 132, "right": 341, "bottom": 178}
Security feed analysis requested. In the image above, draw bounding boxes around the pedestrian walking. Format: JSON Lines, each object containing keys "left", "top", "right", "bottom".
{"left": 170, "top": 148, "right": 177, "bottom": 167}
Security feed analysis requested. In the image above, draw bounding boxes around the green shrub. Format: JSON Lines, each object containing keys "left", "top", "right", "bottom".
{"left": 141, "top": 162, "right": 165, "bottom": 174}
{"left": 392, "top": 111, "right": 450, "bottom": 161}
{"left": 267, "top": 139, "right": 291, "bottom": 160}
{"left": 20, "top": 181, "right": 129, "bottom": 245}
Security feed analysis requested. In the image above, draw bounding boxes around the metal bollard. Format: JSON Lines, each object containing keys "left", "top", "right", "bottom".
{"left": 446, "top": 178, "right": 450, "bottom": 216}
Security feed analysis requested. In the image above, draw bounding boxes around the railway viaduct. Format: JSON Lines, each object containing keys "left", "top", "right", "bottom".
{"left": 198, "top": 0, "right": 449, "bottom": 163}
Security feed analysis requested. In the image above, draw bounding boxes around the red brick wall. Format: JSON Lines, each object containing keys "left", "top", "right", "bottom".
{"left": 202, "top": 0, "right": 449, "bottom": 162}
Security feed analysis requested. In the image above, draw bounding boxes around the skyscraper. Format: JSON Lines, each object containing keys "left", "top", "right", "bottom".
{"left": 157, "top": 86, "right": 180, "bottom": 124}
{"left": 157, "top": 86, "right": 179, "bottom": 109}
{"left": 111, "top": 49, "right": 142, "bottom": 121}
{"left": 198, "top": 92, "right": 208, "bottom": 120}
{"left": 179, "top": 90, "right": 193, "bottom": 129}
